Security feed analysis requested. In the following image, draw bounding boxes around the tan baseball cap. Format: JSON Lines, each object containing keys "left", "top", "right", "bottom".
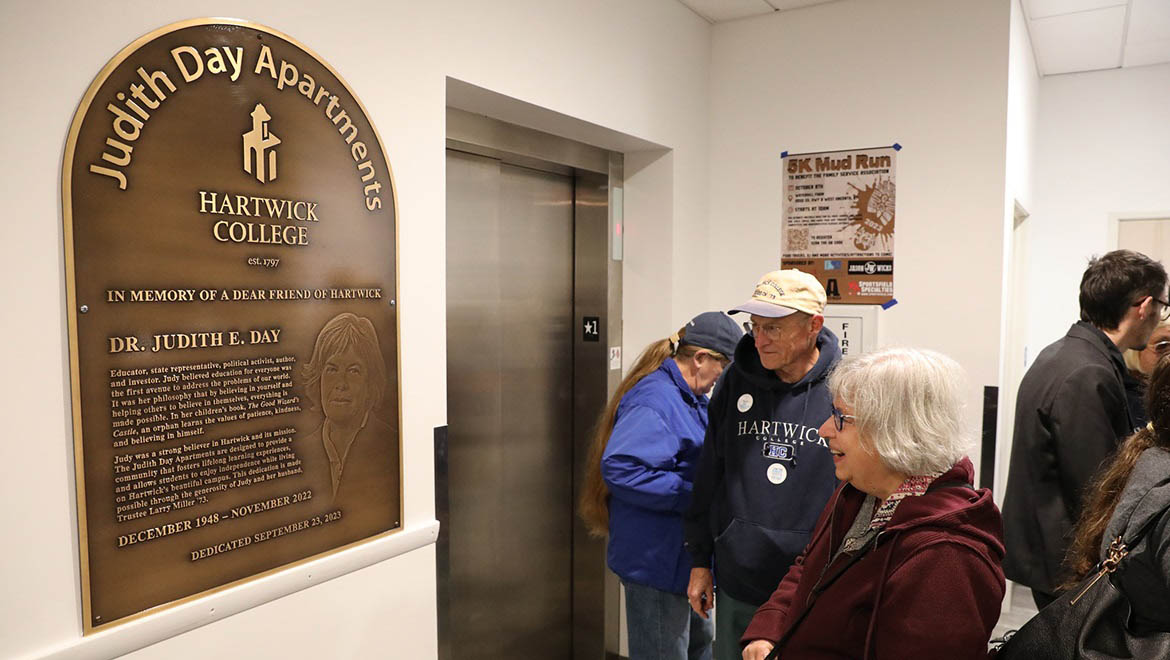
{"left": 729, "top": 269, "right": 827, "bottom": 318}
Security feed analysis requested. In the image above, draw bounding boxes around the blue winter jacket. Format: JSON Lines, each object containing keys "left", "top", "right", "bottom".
{"left": 603, "top": 359, "right": 708, "bottom": 595}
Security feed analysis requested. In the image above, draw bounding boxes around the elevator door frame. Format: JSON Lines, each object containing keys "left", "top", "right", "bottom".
{"left": 441, "top": 108, "right": 624, "bottom": 660}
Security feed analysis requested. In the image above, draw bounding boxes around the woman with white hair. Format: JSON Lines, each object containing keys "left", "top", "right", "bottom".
{"left": 740, "top": 347, "right": 1006, "bottom": 660}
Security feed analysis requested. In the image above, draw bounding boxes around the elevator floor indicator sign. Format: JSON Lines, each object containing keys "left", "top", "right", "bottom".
{"left": 582, "top": 316, "right": 600, "bottom": 342}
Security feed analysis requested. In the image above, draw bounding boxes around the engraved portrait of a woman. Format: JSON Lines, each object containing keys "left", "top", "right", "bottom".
{"left": 301, "top": 313, "right": 398, "bottom": 516}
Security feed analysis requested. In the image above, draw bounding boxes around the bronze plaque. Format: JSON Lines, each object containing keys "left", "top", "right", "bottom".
{"left": 63, "top": 18, "right": 400, "bottom": 631}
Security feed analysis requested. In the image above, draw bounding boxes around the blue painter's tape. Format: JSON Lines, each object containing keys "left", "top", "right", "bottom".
{"left": 781, "top": 151, "right": 789, "bottom": 158}
{"left": 892, "top": 143, "right": 902, "bottom": 151}
{"left": 881, "top": 298, "right": 898, "bottom": 310}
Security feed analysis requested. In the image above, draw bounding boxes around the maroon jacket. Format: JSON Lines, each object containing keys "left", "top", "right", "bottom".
{"left": 742, "top": 458, "right": 1005, "bottom": 660}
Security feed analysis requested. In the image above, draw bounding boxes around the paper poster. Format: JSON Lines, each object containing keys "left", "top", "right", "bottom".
{"left": 780, "top": 145, "right": 897, "bottom": 304}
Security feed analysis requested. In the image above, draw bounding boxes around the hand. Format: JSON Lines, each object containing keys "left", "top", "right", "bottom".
{"left": 687, "top": 567, "right": 714, "bottom": 618}
{"left": 742, "top": 639, "right": 775, "bottom": 660}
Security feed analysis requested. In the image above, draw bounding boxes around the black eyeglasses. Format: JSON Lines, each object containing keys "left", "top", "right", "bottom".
{"left": 1152, "top": 340, "right": 1170, "bottom": 356}
{"left": 1133, "top": 295, "right": 1170, "bottom": 321}
{"left": 829, "top": 404, "right": 855, "bottom": 431}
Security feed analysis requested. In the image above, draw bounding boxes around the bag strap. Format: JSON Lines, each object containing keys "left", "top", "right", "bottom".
{"left": 764, "top": 528, "right": 881, "bottom": 660}
{"left": 1119, "top": 496, "right": 1169, "bottom": 549}
{"left": 1069, "top": 501, "right": 1167, "bottom": 606}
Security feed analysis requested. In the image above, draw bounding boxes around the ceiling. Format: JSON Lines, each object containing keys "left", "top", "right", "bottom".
{"left": 675, "top": 0, "right": 838, "bottom": 23}
{"left": 676, "top": 0, "right": 1170, "bottom": 76}
{"left": 1023, "top": 0, "right": 1170, "bottom": 75}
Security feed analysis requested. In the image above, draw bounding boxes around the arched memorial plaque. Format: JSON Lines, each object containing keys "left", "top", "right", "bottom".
{"left": 63, "top": 18, "right": 400, "bottom": 631}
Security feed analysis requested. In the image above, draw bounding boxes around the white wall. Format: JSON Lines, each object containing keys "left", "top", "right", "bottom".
{"left": 0, "top": 1, "right": 712, "bottom": 658}
{"left": 1028, "top": 62, "right": 1170, "bottom": 351}
{"left": 994, "top": 0, "right": 1040, "bottom": 500}
{"left": 1006, "top": 0, "right": 1039, "bottom": 216}
{"left": 707, "top": 0, "right": 1012, "bottom": 477}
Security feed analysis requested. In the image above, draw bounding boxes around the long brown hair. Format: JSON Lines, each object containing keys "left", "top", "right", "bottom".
{"left": 1065, "top": 356, "right": 1170, "bottom": 584}
{"left": 578, "top": 327, "right": 727, "bottom": 536}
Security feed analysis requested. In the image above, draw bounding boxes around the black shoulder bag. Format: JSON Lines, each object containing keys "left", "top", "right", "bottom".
{"left": 992, "top": 505, "right": 1170, "bottom": 660}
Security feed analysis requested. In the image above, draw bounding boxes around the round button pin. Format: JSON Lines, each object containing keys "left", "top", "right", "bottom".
{"left": 737, "top": 393, "right": 753, "bottom": 412}
{"left": 767, "top": 463, "right": 788, "bottom": 484}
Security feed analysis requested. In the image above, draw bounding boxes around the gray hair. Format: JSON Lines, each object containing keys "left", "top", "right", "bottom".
{"left": 828, "top": 347, "right": 971, "bottom": 476}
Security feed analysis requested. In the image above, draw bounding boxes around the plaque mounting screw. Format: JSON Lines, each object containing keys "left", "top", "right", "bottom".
{"left": 80, "top": 305, "right": 89, "bottom": 313}
{"left": 390, "top": 299, "right": 396, "bottom": 306}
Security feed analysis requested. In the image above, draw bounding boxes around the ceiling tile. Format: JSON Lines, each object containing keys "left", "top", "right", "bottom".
{"left": 1124, "top": 38, "right": 1170, "bottom": 67}
{"left": 766, "top": 0, "right": 841, "bottom": 10}
{"left": 1024, "top": 0, "right": 1126, "bottom": 20}
{"left": 677, "top": 0, "right": 773, "bottom": 23}
{"left": 1125, "top": 0, "right": 1170, "bottom": 67}
{"left": 677, "top": 0, "right": 838, "bottom": 23}
{"left": 1029, "top": 5, "right": 1127, "bottom": 75}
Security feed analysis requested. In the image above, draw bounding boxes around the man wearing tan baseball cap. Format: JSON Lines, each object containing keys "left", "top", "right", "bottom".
{"left": 683, "top": 269, "right": 841, "bottom": 660}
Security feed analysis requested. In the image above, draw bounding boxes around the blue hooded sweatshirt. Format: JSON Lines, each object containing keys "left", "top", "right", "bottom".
{"left": 684, "top": 326, "right": 841, "bottom": 606}
{"left": 602, "top": 358, "right": 708, "bottom": 594}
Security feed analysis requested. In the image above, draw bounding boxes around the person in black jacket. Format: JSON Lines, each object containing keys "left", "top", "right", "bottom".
{"left": 682, "top": 269, "right": 840, "bottom": 660}
{"left": 1002, "top": 249, "right": 1167, "bottom": 608}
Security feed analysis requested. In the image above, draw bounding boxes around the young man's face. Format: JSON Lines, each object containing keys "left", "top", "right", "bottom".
{"left": 1138, "top": 324, "right": 1170, "bottom": 375}
{"left": 1133, "top": 291, "right": 1170, "bottom": 349}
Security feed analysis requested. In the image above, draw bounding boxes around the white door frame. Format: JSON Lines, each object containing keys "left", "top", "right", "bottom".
{"left": 1108, "top": 210, "right": 1170, "bottom": 249}
{"left": 996, "top": 200, "right": 1031, "bottom": 613}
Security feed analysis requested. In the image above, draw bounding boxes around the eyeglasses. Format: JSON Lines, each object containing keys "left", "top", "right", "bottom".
{"left": 829, "top": 404, "right": 855, "bottom": 431}
{"left": 743, "top": 320, "right": 785, "bottom": 341}
{"left": 1133, "top": 295, "right": 1170, "bottom": 321}
{"left": 1152, "top": 340, "right": 1170, "bottom": 356}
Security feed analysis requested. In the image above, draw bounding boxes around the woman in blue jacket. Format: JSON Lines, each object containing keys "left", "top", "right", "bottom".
{"left": 580, "top": 311, "right": 741, "bottom": 660}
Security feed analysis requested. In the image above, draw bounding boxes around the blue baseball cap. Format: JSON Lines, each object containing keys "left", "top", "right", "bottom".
{"left": 680, "top": 311, "right": 743, "bottom": 358}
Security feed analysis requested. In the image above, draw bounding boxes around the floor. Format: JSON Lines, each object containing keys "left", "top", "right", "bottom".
{"left": 991, "top": 582, "right": 1039, "bottom": 641}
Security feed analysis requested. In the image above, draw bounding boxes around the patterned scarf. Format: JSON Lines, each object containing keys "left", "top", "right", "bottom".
{"left": 839, "top": 472, "right": 944, "bottom": 554}
{"left": 869, "top": 472, "right": 943, "bottom": 531}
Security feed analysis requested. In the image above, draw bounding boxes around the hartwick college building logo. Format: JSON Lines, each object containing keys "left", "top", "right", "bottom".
{"left": 243, "top": 103, "right": 281, "bottom": 183}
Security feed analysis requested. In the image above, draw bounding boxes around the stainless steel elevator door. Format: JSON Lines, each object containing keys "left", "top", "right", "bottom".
{"left": 446, "top": 150, "right": 575, "bottom": 659}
